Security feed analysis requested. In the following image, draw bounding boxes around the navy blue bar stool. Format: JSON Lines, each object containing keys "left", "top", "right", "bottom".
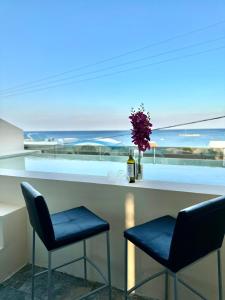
{"left": 21, "top": 182, "right": 111, "bottom": 300}
{"left": 124, "top": 195, "right": 225, "bottom": 300}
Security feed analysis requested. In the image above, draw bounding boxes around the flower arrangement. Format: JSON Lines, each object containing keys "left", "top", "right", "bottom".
{"left": 129, "top": 103, "right": 153, "bottom": 152}
{"left": 129, "top": 103, "right": 153, "bottom": 179}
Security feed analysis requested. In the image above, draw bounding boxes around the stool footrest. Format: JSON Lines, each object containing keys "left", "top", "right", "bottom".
{"left": 85, "top": 256, "right": 108, "bottom": 284}
{"left": 178, "top": 278, "right": 207, "bottom": 300}
{"left": 34, "top": 256, "right": 85, "bottom": 277}
{"left": 127, "top": 270, "right": 166, "bottom": 295}
{"left": 126, "top": 269, "right": 207, "bottom": 300}
{"left": 33, "top": 254, "right": 109, "bottom": 285}
{"left": 76, "top": 284, "right": 108, "bottom": 300}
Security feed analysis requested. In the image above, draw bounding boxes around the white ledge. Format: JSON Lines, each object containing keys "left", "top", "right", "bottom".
{"left": 0, "top": 202, "right": 25, "bottom": 217}
{"left": 0, "top": 150, "right": 40, "bottom": 159}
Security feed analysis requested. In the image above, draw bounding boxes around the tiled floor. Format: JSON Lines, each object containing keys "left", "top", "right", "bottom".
{"left": 0, "top": 265, "right": 156, "bottom": 300}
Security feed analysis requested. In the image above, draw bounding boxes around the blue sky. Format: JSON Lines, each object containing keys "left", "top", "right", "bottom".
{"left": 0, "top": 0, "right": 225, "bottom": 130}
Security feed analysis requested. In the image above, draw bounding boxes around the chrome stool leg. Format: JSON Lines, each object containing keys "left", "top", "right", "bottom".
{"left": 48, "top": 251, "right": 52, "bottom": 300}
{"left": 106, "top": 232, "right": 112, "bottom": 300}
{"left": 83, "top": 240, "right": 87, "bottom": 284}
{"left": 217, "top": 249, "right": 223, "bottom": 300}
{"left": 32, "top": 229, "right": 35, "bottom": 300}
{"left": 164, "top": 270, "right": 168, "bottom": 300}
{"left": 124, "top": 239, "right": 128, "bottom": 300}
{"left": 174, "top": 274, "right": 178, "bottom": 300}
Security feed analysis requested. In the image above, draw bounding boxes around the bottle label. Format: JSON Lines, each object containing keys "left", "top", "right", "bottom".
{"left": 127, "top": 163, "right": 135, "bottom": 178}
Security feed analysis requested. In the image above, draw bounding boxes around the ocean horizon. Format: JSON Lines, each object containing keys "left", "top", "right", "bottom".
{"left": 24, "top": 128, "right": 225, "bottom": 148}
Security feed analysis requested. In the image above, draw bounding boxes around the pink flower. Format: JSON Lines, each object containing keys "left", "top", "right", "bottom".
{"left": 129, "top": 104, "right": 153, "bottom": 152}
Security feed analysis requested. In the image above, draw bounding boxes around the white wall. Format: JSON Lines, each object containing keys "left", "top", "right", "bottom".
{"left": 0, "top": 119, "right": 24, "bottom": 154}
{"left": 0, "top": 174, "right": 224, "bottom": 299}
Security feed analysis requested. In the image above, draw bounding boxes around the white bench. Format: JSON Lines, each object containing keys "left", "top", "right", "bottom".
{"left": 0, "top": 202, "right": 27, "bottom": 282}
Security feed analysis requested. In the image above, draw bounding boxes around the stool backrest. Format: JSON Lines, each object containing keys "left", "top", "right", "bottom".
{"left": 21, "top": 182, "right": 55, "bottom": 249}
{"left": 169, "top": 195, "right": 225, "bottom": 272}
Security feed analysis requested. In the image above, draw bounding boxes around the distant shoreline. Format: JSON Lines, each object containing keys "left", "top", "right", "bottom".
{"left": 24, "top": 128, "right": 225, "bottom": 133}
{"left": 24, "top": 128, "right": 225, "bottom": 148}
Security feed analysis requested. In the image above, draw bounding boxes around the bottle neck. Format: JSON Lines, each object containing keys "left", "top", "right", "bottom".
{"left": 129, "top": 148, "right": 134, "bottom": 158}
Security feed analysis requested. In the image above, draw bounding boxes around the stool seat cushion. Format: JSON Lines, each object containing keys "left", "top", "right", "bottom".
{"left": 124, "top": 215, "right": 176, "bottom": 269}
{"left": 51, "top": 206, "right": 109, "bottom": 250}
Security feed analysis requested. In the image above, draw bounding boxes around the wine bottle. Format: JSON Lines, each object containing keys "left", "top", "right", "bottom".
{"left": 127, "top": 149, "right": 135, "bottom": 183}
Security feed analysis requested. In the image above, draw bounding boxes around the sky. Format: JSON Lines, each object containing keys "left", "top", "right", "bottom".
{"left": 0, "top": 0, "right": 225, "bottom": 130}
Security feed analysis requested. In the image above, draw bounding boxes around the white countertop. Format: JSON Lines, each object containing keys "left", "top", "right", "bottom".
{"left": 0, "top": 167, "right": 225, "bottom": 196}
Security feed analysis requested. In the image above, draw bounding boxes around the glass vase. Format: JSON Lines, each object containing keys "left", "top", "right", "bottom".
{"left": 135, "top": 150, "right": 143, "bottom": 180}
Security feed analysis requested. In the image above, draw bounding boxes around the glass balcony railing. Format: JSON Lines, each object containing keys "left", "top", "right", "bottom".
{"left": 23, "top": 143, "right": 225, "bottom": 168}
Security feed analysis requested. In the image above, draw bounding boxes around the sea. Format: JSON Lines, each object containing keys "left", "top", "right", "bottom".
{"left": 24, "top": 128, "right": 225, "bottom": 148}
